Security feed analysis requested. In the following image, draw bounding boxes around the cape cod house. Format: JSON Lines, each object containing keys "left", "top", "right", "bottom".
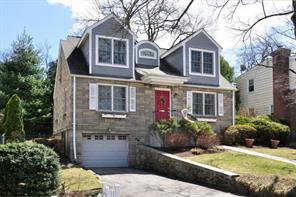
{"left": 53, "top": 15, "right": 236, "bottom": 168}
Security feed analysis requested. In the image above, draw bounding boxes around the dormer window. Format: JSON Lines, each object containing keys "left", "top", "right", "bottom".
{"left": 189, "top": 48, "right": 215, "bottom": 77}
{"left": 96, "top": 35, "right": 128, "bottom": 67}
{"left": 139, "top": 48, "right": 157, "bottom": 59}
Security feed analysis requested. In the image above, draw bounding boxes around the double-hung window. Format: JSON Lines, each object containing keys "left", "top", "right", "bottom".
{"left": 192, "top": 92, "right": 216, "bottom": 116}
{"left": 98, "top": 85, "right": 127, "bottom": 112}
{"left": 190, "top": 49, "right": 215, "bottom": 76}
{"left": 97, "top": 36, "right": 128, "bottom": 66}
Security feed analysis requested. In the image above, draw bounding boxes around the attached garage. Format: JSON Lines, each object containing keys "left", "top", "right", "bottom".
{"left": 81, "top": 134, "right": 129, "bottom": 167}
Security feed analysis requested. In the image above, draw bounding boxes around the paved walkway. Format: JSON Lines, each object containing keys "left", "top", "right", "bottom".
{"left": 92, "top": 168, "right": 242, "bottom": 197}
{"left": 219, "top": 145, "right": 296, "bottom": 166}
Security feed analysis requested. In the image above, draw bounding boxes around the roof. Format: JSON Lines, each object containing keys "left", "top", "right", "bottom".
{"left": 161, "top": 29, "right": 222, "bottom": 58}
{"left": 59, "top": 33, "right": 235, "bottom": 90}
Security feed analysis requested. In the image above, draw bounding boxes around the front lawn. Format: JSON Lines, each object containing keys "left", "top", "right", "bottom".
{"left": 244, "top": 147, "right": 296, "bottom": 160}
{"left": 187, "top": 151, "right": 296, "bottom": 179}
{"left": 60, "top": 167, "right": 102, "bottom": 193}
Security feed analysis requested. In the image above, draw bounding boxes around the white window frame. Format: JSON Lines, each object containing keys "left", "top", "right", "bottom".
{"left": 191, "top": 91, "right": 217, "bottom": 117}
{"left": 95, "top": 35, "right": 129, "bottom": 68}
{"left": 189, "top": 48, "right": 216, "bottom": 77}
{"left": 139, "top": 48, "right": 157, "bottom": 59}
{"left": 97, "top": 83, "right": 128, "bottom": 113}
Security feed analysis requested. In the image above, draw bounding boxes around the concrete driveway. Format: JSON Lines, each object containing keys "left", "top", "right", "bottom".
{"left": 92, "top": 168, "right": 242, "bottom": 197}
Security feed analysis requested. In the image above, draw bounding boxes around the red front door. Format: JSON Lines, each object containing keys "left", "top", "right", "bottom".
{"left": 155, "top": 90, "right": 170, "bottom": 121}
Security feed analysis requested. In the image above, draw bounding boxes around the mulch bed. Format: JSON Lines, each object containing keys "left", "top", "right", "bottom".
{"left": 159, "top": 146, "right": 225, "bottom": 158}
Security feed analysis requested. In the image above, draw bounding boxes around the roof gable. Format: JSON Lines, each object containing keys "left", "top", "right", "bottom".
{"left": 78, "top": 14, "right": 137, "bottom": 47}
{"left": 161, "top": 29, "right": 222, "bottom": 58}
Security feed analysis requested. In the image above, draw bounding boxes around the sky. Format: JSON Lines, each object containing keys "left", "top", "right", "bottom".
{"left": 0, "top": 0, "right": 293, "bottom": 74}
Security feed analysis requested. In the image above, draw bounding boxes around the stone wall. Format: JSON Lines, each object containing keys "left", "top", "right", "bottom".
{"left": 134, "top": 145, "right": 239, "bottom": 191}
{"left": 53, "top": 47, "right": 73, "bottom": 134}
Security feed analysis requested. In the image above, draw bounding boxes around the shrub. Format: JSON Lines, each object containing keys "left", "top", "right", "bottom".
{"left": 152, "top": 118, "right": 179, "bottom": 135}
{"left": 235, "top": 115, "right": 253, "bottom": 125}
{"left": 180, "top": 120, "right": 214, "bottom": 138}
{"left": 224, "top": 125, "right": 257, "bottom": 145}
{"left": 197, "top": 132, "right": 220, "bottom": 149}
{"left": 251, "top": 118, "right": 290, "bottom": 145}
{"left": 165, "top": 132, "right": 189, "bottom": 147}
{"left": 0, "top": 142, "right": 60, "bottom": 196}
{"left": 2, "top": 94, "right": 24, "bottom": 142}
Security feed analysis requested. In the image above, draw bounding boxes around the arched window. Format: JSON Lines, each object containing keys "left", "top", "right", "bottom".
{"left": 139, "top": 48, "right": 157, "bottom": 59}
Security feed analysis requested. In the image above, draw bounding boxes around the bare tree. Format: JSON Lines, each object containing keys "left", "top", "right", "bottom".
{"left": 208, "top": 0, "right": 296, "bottom": 42}
{"left": 74, "top": 0, "right": 211, "bottom": 44}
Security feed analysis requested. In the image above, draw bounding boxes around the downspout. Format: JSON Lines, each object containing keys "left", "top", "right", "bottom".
{"left": 72, "top": 76, "right": 77, "bottom": 161}
{"left": 232, "top": 90, "right": 235, "bottom": 125}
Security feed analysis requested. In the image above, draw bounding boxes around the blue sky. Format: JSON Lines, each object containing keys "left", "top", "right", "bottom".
{"left": 0, "top": 0, "right": 74, "bottom": 62}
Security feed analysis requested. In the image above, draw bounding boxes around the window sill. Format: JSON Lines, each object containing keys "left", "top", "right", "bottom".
{"left": 95, "top": 63, "right": 129, "bottom": 68}
{"left": 189, "top": 72, "right": 216, "bottom": 78}
{"left": 196, "top": 118, "right": 217, "bottom": 122}
{"left": 102, "top": 113, "right": 127, "bottom": 119}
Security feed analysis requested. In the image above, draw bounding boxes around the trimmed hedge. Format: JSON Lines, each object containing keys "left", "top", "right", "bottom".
{"left": 224, "top": 125, "right": 257, "bottom": 145}
{"left": 234, "top": 115, "right": 291, "bottom": 145}
{"left": 0, "top": 143, "right": 60, "bottom": 196}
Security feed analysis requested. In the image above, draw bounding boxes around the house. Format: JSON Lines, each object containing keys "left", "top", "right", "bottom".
{"left": 237, "top": 47, "right": 296, "bottom": 128}
{"left": 53, "top": 15, "right": 236, "bottom": 168}
{"left": 236, "top": 57, "right": 274, "bottom": 115}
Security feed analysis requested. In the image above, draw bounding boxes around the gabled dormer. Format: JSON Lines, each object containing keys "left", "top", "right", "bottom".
{"left": 136, "top": 41, "right": 160, "bottom": 68}
{"left": 78, "top": 15, "right": 137, "bottom": 79}
{"left": 161, "top": 29, "right": 222, "bottom": 86}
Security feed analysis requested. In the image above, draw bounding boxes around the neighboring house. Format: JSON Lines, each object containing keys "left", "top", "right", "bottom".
{"left": 237, "top": 48, "right": 296, "bottom": 128}
{"left": 237, "top": 57, "right": 274, "bottom": 115}
{"left": 53, "top": 15, "right": 236, "bottom": 168}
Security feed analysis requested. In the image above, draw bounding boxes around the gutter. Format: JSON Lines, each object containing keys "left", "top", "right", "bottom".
{"left": 232, "top": 90, "right": 235, "bottom": 125}
{"left": 72, "top": 76, "right": 77, "bottom": 161}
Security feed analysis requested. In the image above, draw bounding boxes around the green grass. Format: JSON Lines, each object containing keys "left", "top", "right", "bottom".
{"left": 60, "top": 167, "right": 102, "bottom": 192}
{"left": 187, "top": 151, "right": 296, "bottom": 179}
{"left": 244, "top": 147, "right": 296, "bottom": 160}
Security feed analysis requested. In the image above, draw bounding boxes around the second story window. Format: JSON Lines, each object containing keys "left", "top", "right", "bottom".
{"left": 249, "top": 79, "right": 254, "bottom": 92}
{"left": 190, "top": 48, "right": 215, "bottom": 76}
{"left": 97, "top": 36, "right": 128, "bottom": 67}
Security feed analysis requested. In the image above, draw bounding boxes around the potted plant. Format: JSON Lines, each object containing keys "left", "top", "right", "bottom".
{"left": 245, "top": 138, "right": 255, "bottom": 148}
{"left": 270, "top": 132, "right": 280, "bottom": 148}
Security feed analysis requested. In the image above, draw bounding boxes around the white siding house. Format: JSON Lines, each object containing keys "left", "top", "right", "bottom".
{"left": 237, "top": 57, "right": 273, "bottom": 115}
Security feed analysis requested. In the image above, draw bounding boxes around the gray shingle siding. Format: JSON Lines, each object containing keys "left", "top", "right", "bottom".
{"left": 136, "top": 42, "right": 159, "bottom": 67}
{"left": 163, "top": 47, "right": 184, "bottom": 75}
{"left": 90, "top": 17, "right": 134, "bottom": 79}
{"left": 185, "top": 32, "right": 220, "bottom": 86}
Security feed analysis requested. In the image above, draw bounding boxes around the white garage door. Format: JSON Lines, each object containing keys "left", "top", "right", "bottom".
{"left": 81, "top": 134, "right": 129, "bottom": 167}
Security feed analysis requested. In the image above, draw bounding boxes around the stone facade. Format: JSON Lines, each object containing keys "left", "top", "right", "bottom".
{"left": 134, "top": 145, "right": 239, "bottom": 190}
{"left": 72, "top": 76, "right": 234, "bottom": 165}
{"left": 53, "top": 48, "right": 73, "bottom": 159}
{"left": 53, "top": 47, "right": 234, "bottom": 164}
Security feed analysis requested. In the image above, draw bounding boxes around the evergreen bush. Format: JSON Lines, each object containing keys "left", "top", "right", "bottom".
{"left": 0, "top": 142, "right": 60, "bottom": 196}
{"left": 2, "top": 94, "right": 24, "bottom": 142}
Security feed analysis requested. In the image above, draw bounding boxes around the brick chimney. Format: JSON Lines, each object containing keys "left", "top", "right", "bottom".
{"left": 271, "top": 48, "right": 291, "bottom": 121}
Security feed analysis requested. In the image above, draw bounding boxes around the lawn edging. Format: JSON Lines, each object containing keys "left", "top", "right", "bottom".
{"left": 134, "top": 145, "right": 239, "bottom": 191}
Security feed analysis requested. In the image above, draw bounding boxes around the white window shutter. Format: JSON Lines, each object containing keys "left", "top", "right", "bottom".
{"left": 218, "top": 93, "right": 224, "bottom": 116}
{"left": 89, "top": 83, "right": 98, "bottom": 110}
{"left": 129, "top": 87, "right": 136, "bottom": 112}
{"left": 186, "top": 91, "right": 192, "bottom": 114}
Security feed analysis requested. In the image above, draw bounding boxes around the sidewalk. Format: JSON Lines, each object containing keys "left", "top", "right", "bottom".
{"left": 219, "top": 145, "right": 296, "bottom": 166}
